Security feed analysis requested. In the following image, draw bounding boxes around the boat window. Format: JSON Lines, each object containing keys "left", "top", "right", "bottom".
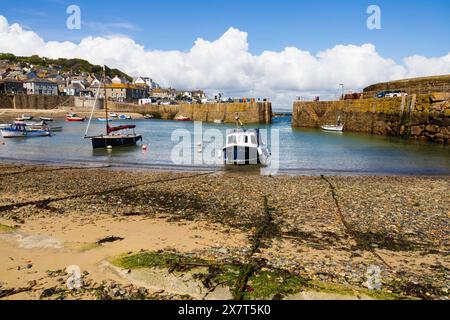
{"left": 250, "top": 135, "right": 257, "bottom": 144}
{"left": 228, "top": 135, "right": 237, "bottom": 144}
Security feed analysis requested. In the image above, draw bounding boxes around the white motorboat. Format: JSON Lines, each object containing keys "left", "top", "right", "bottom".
{"left": 214, "top": 119, "right": 224, "bottom": 124}
{"left": 1, "top": 123, "right": 51, "bottom": 138}
{"left": 321, "top": 124, "right": 344, "bottom": 132}
{"left": 15, "top": 114, "right": 33, "bottom": 121}
{"left": 28, "top": 121, "right": 62, "bottom": 132}
{"left": 223, "top": 114, "right": 271, "bottom": 166}
{"left": 39, "top": 117, "right": 54, "bottom": 122}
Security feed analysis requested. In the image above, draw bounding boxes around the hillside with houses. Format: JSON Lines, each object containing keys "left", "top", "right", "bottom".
{"left": 0, "top": 53, "right": 226, "bottom": 105}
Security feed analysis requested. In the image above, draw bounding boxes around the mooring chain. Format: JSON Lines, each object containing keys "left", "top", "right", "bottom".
{"left": 320, "top": 175, "right": 392, "bottom": 269}
{"left": 0, "top": 165, "right": 112, "bottom": 178}
{"left": 0, "top": 171, "right": 216, "bottom": 213}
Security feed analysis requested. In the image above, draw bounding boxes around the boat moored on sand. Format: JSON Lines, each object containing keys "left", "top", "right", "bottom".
{"left": 223, "top": 114, "right": 271, "bottom": 166}
{"left": 15, "top": 114, "right": 33, "bottom": 121}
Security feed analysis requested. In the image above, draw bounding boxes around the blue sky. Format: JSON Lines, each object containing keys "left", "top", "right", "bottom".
{"left": 1, "top": 0, "right": 449, "bottom": 62}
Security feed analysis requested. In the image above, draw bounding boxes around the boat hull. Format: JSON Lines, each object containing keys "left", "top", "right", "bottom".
{"left": 66, "top": 117, "right": 85, "bottom": 122}
{"left": 1, "top": 129, "right": 50, "bottom": 138}
{"left": 223, "top": 146, "right": 261, "bottom": 165}
{"left": 90, "top": 135, "right": 142, "bottom": 149}
{"left": 321, "top": 125, "right": 344, "bottom": 132}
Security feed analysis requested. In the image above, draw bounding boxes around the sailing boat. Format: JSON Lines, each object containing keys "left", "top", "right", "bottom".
{"left": 321, "top": 116, "right": 344, "bottom": 132}
{"left": 84, "top": 66, "right": 142, "bottom": 149}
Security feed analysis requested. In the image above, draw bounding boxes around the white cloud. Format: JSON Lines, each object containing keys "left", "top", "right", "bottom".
{"left": 1, "top": 15, "right": 449, "bottom": 109}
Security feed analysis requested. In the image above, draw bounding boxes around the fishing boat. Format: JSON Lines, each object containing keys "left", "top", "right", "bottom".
{"left": 1, "top": 123, "right": 51, "bottom": 138}
{"left": 118, "top": 114, "right": 132, "bottom": 120}
{"left": 84, "top": 66, "right": 142, "bottom": 149}
{"left": 66, "top": 113, "right": 85, "bottom": 122}
{"left": 108, "top": 112, "right": 118, "bottom": 118}
{"left": 39, "top": 117, "right": 54, "bottom": 122}
{"left": 321, "top": 117, "right": 344, "bottom": 132}
{"left": 223, "top": 114, "right": 271, "bottom": 166}
{"left": 175, "top": 115, "right": 191, "bottom": 121}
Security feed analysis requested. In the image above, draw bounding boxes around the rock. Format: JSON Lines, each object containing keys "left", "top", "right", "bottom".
{"left": 410, "top": 126, "right": 422, "bottom": 136}
{"left": 138, "top": 287, "right": 148, "bottom": 296}
{"left": 425, "top": 124, "right": 439, "bottom": 134}
{"left": 217, "top": 248, "right": 228, "bottom": 255}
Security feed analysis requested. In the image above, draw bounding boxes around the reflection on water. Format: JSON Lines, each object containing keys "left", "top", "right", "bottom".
{"left": 0, "top": 116, "right": 449, "bottom": 176}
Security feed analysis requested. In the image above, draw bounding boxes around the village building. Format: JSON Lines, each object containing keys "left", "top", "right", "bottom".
{"left": 64, "top": 82, "right": 85, "bottom": 96}
{"left": 134, "top": 76, "right": 159, "bottom": 89}
{"left": 0, "top": 79, "right": 25, "bottom": 94}
{"left": 91, "top": 83, "right": 148, "bottom": 102}
{"left": 23, "top": 78, "right": 59, "bottom": 96}
{"left": 150, "top": 87, "right": 177, "bottom": 100}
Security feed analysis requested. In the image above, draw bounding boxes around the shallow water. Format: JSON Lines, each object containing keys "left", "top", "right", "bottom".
{"left": 0, "top": 116, "right": 449, "bottom": 175}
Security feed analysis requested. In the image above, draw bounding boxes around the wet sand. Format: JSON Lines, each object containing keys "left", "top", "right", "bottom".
{"left": 0, "top": 164, "right": 448, "bottom": 300}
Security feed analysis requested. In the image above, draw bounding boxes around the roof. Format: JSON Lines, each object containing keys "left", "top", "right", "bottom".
{"left": 90, "top": 83, "right": 146, "bottom": 90}
{"left": 24, "top": 77, "right": 58, "bottom": 85}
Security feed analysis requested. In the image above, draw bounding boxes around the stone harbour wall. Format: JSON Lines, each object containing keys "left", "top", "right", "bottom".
{"left": 292, "top": 93, "right": 450, "bottom": 144}
{"left": 110, "top": 101, "right": 272, "bottom": 124}
{"left": 0, "top": 94, "right": 74, "bottom": 110}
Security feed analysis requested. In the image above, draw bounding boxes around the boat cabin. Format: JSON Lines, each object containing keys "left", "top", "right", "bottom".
{"left": 225, "top": 129, "right": 260, "bottom": 147}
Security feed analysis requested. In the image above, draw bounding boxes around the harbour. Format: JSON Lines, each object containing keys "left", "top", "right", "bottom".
{"left": 0, "top": 113, "right": 449, "bottom": 176}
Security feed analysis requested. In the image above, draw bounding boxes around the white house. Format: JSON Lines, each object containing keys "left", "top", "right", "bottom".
{"left": 64, "top": 82, "right": 85, "bottom": 96}
{"left": 111, "top": 75, "right": 123, "bottom": 84}
{"left": 134, "top": 76, "right": 159, "bottom": 89}
{"left": 23, "top": 78, "right": 58, "bottom": 96}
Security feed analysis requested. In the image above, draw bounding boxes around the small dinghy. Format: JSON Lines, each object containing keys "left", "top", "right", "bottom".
{"left": 214, "top": 119, "right": 224, "bottom": 124}
{"left": 118, "top": 114, "right": 132, "bottom": 120}
{"left": 144, "top": 114, "right": 154, "bottom": 119}
{"left": 175, "top": 115, "right": 191, "bottom": 121}
{"left": 39, "top": 117, "right": 54, "bottom": 122}
{"left": 98, "top": 118, "right": 112, "bottom": 122}
{"left": 1, "top": 123, "right": 51, "bottom": 138}
{"left": 28, "top": 121, "right": 62, "bottom": 132}
{"left": 109, "top": 112, "right": 118, "bottom": 118}
{"left": 66, "top": 113, "right": 85, "bottom": 122}
{"left": 15, "top": 114, "right": 33, "bottom": 121}
{"left": 223, "top": 114, "right": 271, "bottom": 166}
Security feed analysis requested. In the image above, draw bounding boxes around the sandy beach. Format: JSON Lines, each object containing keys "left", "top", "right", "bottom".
{"left": 0, "top": 163, "right": 448, "bottom": 300}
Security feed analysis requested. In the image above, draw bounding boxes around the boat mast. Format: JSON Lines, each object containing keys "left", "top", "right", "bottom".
{"left": 103, "top": 65, "right": 108, "bottom": 135}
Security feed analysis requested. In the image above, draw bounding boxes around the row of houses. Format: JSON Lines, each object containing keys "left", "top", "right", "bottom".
{"left": 0, "top": 61, "right": 265, "bottom": 104}
{"left": 0, "top": 60, "right": 165, "bottom": 102}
